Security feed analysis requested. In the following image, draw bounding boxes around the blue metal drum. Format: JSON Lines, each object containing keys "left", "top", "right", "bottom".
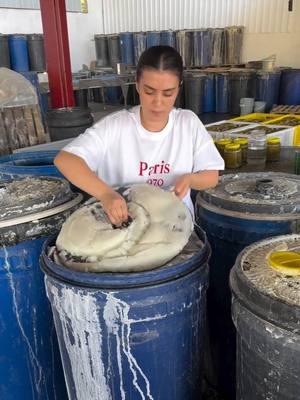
{"left": 120, "top": 32, "right": 134, "bottom": 65}
{"left": 133, "top": 32, "right": 146, "bottom": 65}
{"left": 279, "top": 69, "right": 300, "bottom": 105}
{"left": 0, "top": 176, "right": 82, "bottom": 400}
{"left": 160, "top": 30, "right": 176, "bottom": 47}
{"left": 41, "top": 227, "right": 211, "bottom": 400}
{"left": 193, "top": 29, "right": 212, "bottom": 67}
{"left": 215, "top": 73, "right": 229, "bottom": 113}
{"left": 0, "top": 151, "right": 60, "bottom": 181}
{"left": 202, "top": 74, "right": 216, "bottom": 113}
{"left": 255, "top": 70, "right": 281, "bottom": 112}
{"left": 146, "top": 31, "right": 160, "bottom": 48}
{"left": 8, "top": 34, "right": 29, "bottom": 72}
{"left": 196, "top": 172, "right": 300, "bottom": 400}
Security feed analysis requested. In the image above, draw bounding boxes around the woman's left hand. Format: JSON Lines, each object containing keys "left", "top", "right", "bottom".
{"left": 173, "top": 174, "right": 192, "bottom": 199}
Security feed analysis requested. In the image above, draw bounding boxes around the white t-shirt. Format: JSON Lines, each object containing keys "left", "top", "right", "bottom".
{"left": 63, "top": 106, "right": 224, "bottom": 215}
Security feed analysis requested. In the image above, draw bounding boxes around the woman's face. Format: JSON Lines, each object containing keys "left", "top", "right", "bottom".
{"left": 136, "top": 69, "right": 180, "bottom": 123}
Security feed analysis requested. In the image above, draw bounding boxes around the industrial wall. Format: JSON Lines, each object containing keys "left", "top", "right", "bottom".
{"left": 0, "top": 0, "right": 299, "bottom": 71}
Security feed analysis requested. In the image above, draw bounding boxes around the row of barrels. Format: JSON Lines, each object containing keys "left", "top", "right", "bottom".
{"left": 0, "top": 156, "right": 299, "bottom": 400}
{"left": 0, "top": 33, "right": 46, "bottom": 72}
{"left": 95, "top": 26, "right": 244, "bottom": 68}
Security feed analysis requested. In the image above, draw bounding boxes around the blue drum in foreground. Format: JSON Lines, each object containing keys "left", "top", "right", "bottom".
{"left": 230, "top": 234, "right": 300, "bottom": 400}
{"left": 196, "top": 172, "right": 300, "bottom": 399}
{"left": 0, "top": 176, "right": 82, "bottom": 400}
{"left": 0, "top": 150, "right": 60, "bottom": 181}
{"left": 41, "top": 227, "right": 210, "bottom": 400}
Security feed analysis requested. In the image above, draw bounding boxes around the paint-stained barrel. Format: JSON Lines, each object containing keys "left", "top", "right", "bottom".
{"left": 230, "top": 234, "right": 300, "bottom": 400}
{"left": 120, "top": 32, "right": 134, "bottom": 65}
{"left": 0, "top": 176, "right": 82, "bottom": 400}
{"left": 133, "top": 32, "right": 146, "bottom": 65}
{"left": 41, "top": 227, "right": 211, "bottom": 400}
{"left": 196, "top": 172, "right": 300, "bottom": 399}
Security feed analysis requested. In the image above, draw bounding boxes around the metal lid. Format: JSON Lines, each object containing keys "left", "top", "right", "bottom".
{"left": 240, "top": 234, "right": 300, "bottom": 307}
{"left": 0, "top": 176, "right": 75, "bottom": 223}
{"left": 198, "top": 172, "right": 300, "bottom": 215}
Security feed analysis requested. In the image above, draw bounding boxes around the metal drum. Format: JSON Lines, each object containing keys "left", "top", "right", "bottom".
{"left": 230, "top": 234, "right": 300, "bottom": 400}
{"left": 146, "top": 31, "right": 160, "bottom": 48}
{"left": 120, "top": 32, "right": 134, "bottom": 65}
{"left": 176, "top": 30, "right": 193, "bottom": 68}
{"left": 0, "top": 176, "right": 82, "bottom": 400}
{"left": 215, "top": 72, "right": 230, "bottom": 113}
{"left": 160, "top": 30, "right": 176, "bottom": 48}
{"left": 184, "top": 73, "right": 205, "bottom": 115}
{"left": 228, "top": 70, "right": 256, "bottom": 115}
{"left": 196, "top": 172, "right": 300, "bottom": 399}
{"left": 94, "top": 34, "right": 109, "bottom": 67}
{"left": 41, "top": 227, "right": 211, "bottom": 400}
{"left": 27, "top": 33, "right": 46, "bottom": 72}
{"left": 202, "top": 74, "right": 216, "bottom": 113}
{"left": 107, "top": 34, "right": 121, "bottom": 67}
{"left": 0, "top": 33, "right": 10, "bottom": 68}
{"left": 8, "top": 34, "right": 29, "bottom": 72}
{"left": 255, "top": 70, "right": 281, "bottom": 112}
{"left": 133, "top": 32, "right": 146, "bottom": 65}
{"left": 279, "top": 69, "right": 300, "bottom": 105}
{"left": 193, "top": 29, "right": 212, "bottom": 67}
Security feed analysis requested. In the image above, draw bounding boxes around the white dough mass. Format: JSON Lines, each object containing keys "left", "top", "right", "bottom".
{"left": 55, "top": 184, "right": 193, "bottom": 272}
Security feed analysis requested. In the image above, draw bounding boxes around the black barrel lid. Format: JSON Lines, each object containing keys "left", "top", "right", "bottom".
{"left": 230, "top": 234, "right": 300, "bottom": 332}
{"left": 199, "top": 172, "right": 300, "bottom": 215}
{"left": 0, "top": 176, "right": 74, "bottom": 222}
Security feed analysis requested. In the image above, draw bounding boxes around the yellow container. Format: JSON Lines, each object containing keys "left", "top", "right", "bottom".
{"left": 233, "top": 137, "right": 248, "bottom": 163}
{"left": 230, "top": 113, "right": 281, "bottom": 124}
{"left": 268, "top": 251, "right": 300, "bottom": 276}
{"left": 266, "top": 137, "right": 281, "bottom": 162}
{"left": 265, "top": 114, "right": 300, "bottom": 146}
{"left": 224, "top": 143, "right": 242, "bottom": 169}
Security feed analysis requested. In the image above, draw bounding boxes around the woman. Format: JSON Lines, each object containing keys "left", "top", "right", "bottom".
{"left": 54, "top": 46, "right": 224, "bottom": 225}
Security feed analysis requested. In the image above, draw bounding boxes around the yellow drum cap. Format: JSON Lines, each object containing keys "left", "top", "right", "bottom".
{"left": 268, "top": 251, "right": 300, "bottom": 276}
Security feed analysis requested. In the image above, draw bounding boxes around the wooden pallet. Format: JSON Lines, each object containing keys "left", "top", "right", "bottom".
{"left": 270, "top": 105, "right": 300, "bottom": 114}
{"left": 0, "top": 104, "right": 48, "bottom": 156}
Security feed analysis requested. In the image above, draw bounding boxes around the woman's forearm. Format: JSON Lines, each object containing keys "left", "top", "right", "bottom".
{"left": 54, "top": 151, "right": 112, "bottom": 199}
{"left": 189, "top": 170, "right": 219, "bottom": 190}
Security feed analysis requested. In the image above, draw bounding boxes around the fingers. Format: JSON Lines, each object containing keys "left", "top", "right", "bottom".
{"left": 106, "top": 197, "right": 129, "bottom": 225}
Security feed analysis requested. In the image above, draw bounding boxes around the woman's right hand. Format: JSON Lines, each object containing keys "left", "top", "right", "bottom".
{"left": 99, "top": 189, "right": 128, "bottom": 226}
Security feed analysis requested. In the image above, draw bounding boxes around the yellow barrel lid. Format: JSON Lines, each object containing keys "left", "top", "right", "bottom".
{"left": 234, "top": 137, "right": 249, "bottom": 145}
{"left": 216, "top": 138, "right": 232, "bottom": 145}
{"left": 268, "top": 251, "right": 300, "bottom": 276}
{"left": 225, "top": 143, "right": 240, "bottom": 151}
{"left": 267, "top": 137, "right": 281, "bottom": 144}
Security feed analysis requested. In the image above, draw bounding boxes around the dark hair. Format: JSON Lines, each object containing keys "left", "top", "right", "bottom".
{"left": 136, "top": 45, "right": 183, "bottom": 83}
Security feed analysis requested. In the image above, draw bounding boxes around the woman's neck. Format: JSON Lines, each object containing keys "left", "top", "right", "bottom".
{"left": 140, "top": 108, "right": 169, "bottom": 132}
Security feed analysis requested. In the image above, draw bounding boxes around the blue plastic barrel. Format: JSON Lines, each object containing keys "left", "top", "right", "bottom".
{"left": 0, "top": 176, "right": 82, "bottom": 400}
{"left": 41, "top": 227, "right": 210, "bottom": 400}
{"left": 20, "top": 71, "right": 44, "bottom": 116}
{"left": 215, "top": 73, "right": 229, "bottom": 113}
{"left": 120, "top": 32, "right": 134, "bottom": 65}
{"left": 146, "top": 31, "right": 161, "bottom": 48}
{"left": 279, "top": 69, "right": 300, "bottom": 105}
{"left": 133, "top": 32, "right": 147, "bottom": 65}
{"left": 8, "top": 34, "right": 29, "bottom": 72}
{"left": 160, "top": 30, "right": 176, "bottom": 47}
{"left": 196, "top": 172, "right": 300, "bottom": 400}
{"left": 202, "top": 74, "right": 216, "bottom": 112}
{"left": 255, "top": 70, "right": 281, "bottom": 112}
{"left": 193, "top": 29, "right": 212, "bottom": 67}
{"left": 0, "top": 150, "right": 60, "bottom": 181}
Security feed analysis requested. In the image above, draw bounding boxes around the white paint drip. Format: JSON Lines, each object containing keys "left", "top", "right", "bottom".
{"left": 2, "top": 246, "right": 46, "bottom": 398}
{"left": 46, "top": 283, "right": 112, "bottom": 400}
{"left": 103, "top": 293, "right": 166, "bottom": 400}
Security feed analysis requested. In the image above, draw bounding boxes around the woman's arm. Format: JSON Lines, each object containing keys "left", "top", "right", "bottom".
{"left": 54, "top": 151, "right": 128, "bottom": 224}
{"left": 174, "top": 170, "right": 219, "bottom": 199}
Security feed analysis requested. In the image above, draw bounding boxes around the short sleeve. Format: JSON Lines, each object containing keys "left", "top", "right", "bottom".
{"left": 62, "top": 118, "right": 107, "bottom": 172}
{"left": 192, "top": 118, "right": 225, "bottom": 172}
